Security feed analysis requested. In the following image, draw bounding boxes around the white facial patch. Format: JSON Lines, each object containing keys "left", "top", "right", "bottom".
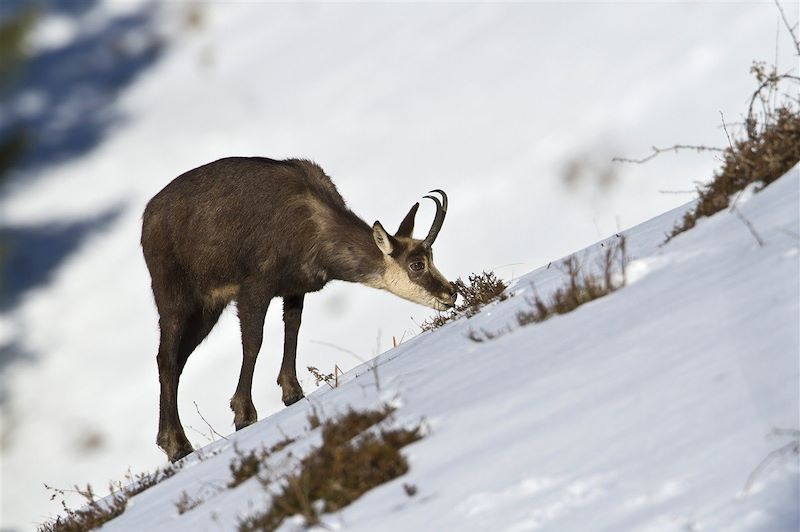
{"left": 365, "top": 256, "right": 439, "bottom": 309}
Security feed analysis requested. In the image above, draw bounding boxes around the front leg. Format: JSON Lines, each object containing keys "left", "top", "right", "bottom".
{"left": 231, "top": 285, "right": 271, "bottom": 431}
{"left": 278, "top": 294, "right": 305, "bottom": 406}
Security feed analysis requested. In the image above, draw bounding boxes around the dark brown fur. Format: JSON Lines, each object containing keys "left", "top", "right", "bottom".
{"left": 141, "top": 157, "right": 454, "bottom": 461}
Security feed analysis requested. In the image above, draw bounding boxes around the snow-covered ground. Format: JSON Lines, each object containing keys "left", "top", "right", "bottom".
{"left": 101, "top": 163, "right": 800, "bottom": 531}
{"left": 1, "top": 1, "right": 798, "bottom": 530}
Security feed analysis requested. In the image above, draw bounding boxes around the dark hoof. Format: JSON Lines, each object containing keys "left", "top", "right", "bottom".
{"left": 169, "top": 444, "right": 194, "bottom": 463}
{"left": 282, "top": 389, "right": 305, "bottom": 406}
{"left": 278, "top": 376, "right": 305, "bottom": 406}
{"left": 234, "top": 418, "right": 256, "bottom": 431}
{"left": 231, "top": 396, "right": 258, "bottom": 431}
{"left": 157, "top": 432, "right": 194, "bottom": 463}
{"left": 232, "top": 407, "right": 257, "bottom": 431}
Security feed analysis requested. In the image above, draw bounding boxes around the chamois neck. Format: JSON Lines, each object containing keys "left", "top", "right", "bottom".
{"left": 321, "top": 209, "right": 384, "bottom": 285}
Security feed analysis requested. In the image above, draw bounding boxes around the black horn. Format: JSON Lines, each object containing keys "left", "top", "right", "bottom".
{"left": 422, "top": 189, "right": 448, "bottom": 248}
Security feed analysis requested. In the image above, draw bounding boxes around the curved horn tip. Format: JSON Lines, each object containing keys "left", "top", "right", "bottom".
{"left": 422, "top": 195, "right": 444, "bottom": 213}
{"left": 427, "top": 189, "right": 448, "bottom": 210}
{"left": 421, "top": 189, "right": 448, "bottom": 247}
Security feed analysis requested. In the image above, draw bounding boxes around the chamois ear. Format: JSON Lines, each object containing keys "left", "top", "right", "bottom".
{"left": 372, "top": 221, "right": 396, "bottom": 255}
{"left": 395, "top": 202, "right": 419, "bottom": 238}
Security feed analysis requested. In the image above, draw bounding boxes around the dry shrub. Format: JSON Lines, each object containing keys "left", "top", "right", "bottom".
{"left": 307, "top": 365, "right": 342, "bottom": 389}
{"left": 307, "top": 405, "right": 322, "bottom": 430}
{"left": 229, "top": 446, "right": 268, "bottom": 488}
{"left": 124, "top": 463, "right": 182, "bottom": 497}
{"left": 667, "top": 63, "right": 800, "bottom": 241}
{"left": 307, "top": 365, "right": 334, "bottom": 387}
{"left": 39, "top": 462, "right": 182, "bottom": 532}
{"left": 38, "top": 484, "right": 127, "bottom": 532}
{"left": 421, "top": 271, "right": 509, "bottom": 331}
{"left": 228, "top": 435, "right": 296, "bottom": 489}
{"left": 517, "top": 236, "right": 627, "bottom": 326}
{"left": 268, "top": 437, "right": 296, "bottom": 454}
{"left": 174, "top": 490, "right": 203, "bottom": 515}
{"left": 239, "top": 406, "right": 422, "bottom": 531}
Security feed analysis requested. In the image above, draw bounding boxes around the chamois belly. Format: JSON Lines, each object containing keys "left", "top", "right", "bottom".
{"left": 205, "top": 284, "right": 240, "bottom": 306}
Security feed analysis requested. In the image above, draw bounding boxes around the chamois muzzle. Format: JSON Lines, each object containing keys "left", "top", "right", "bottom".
{"left": 422, "top": 189, "right": 448, "bottom": 248}
{"left": 435, "top": 284, "right": 458, "bottom": 310}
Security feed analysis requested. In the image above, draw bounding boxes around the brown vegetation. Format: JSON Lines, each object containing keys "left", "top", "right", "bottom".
{"left": 38, "top": 485, "right": 128, "bottom": 532}
{"left": 239, "top": 406, "right": 422, "bottom": 531}
{"left": 517, "top": 235, "right": 627, "bottom": 326}
{"left": 38, "top": 463, "right": 182, "bottom": 531}
{"left": 421, "top": 271, "right": 509, "bottom": 331}
{"left": 174, "top": 490, "right": 203, "bottom": 515}
{"left": 614, "top": 54, "right": 800, "bottom": 242}
{"left": 229, "top": 446, "right": 269, "bottom": 488}
{"left": 307, "top": 364, "right": 343, "bottom": 389}
{"left": 668, "top": 82, "right": 800, "bottom": 240}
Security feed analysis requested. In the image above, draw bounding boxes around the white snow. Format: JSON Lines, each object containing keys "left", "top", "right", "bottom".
{"left": 98, "top": 163, "right": 800, "bottom": 531}
{"left": 1, "top": 1, "right": 798, "bottom": 530}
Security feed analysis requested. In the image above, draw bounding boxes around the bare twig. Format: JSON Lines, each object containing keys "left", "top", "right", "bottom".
{"left": 186, "top": 424, "right": 215, "bottom": 442}
{"left": 717, "top": 109, "right": 768, "bottom": 249}
{"left": 720, "top": 110, "right": 748, "bottom": 213}
{"left": 193, "top": 401, "right": 229, "bottom": 441}
{"left": 732, "top": 208, "right": 765, "bottom": 247}
{"left": 371, "top": 359, "right": 381, "bottom": 391}
{"left": 310, "top": 340, "right": 365, "bottom": 363}
{"left": 720, "top": 111, "right": 735, "bottom": 151}
{"left": 370, "top": 331, "right": 382, "bottom": 392}
{"left": 774, "top": 0, "right": 800, "bottom": 56}
{"left": 747, "top": 70, "right": 800, "bottom": 131}
{"left": 612, "top": 144, "right": 723, "bottom": 164}
{"left": 391, "top": 330, "right": 408, "bottom": 348}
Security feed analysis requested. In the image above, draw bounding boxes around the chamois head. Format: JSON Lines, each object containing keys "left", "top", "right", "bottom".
{"left": 371, "top": 190, "right": 457, "bottom": 311}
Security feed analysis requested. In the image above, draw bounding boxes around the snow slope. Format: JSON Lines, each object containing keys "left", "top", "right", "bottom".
{"left": 1, "top": 2, "right": 798, "bottom": 530}
{"left": 95, "top": 164, "right": 799, "bottom": 531}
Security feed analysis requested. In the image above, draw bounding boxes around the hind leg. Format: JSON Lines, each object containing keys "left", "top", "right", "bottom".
{"left": 156, "top": 309, "right": 194, "bottom": 463}
{"left": 177, "top": 304, "right": 225, "bottom": 373}
{"left": 156, "top": 303, "right": 224, "bottom": 462}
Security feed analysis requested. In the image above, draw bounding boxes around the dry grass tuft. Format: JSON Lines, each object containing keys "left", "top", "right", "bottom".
{"left": 124, "top": 463, "right": 182, "bottom": 497}
{"left": 39, "top": 462, "right": 182, "bottom": 532}
{"left": 38, "top": 484, "right": 127, "bottom": 532}
{"left": 307, "top": 365, "right": 343, "bottom": 389}
{"left": 421, "top": 271, "right": 509, "bottom": 331}
{"left": 307, "top": 405, "right": 322, "bottom": 430}
{"left": 229, "top": 446, "right": 269, "bottom": 488}
{"left": 614, "top": 57, "right": 800, "bottom": 242}
{"left": 668, "top": 99, "right": 800, "bottom": 240}
{"left": 268, "top": 437, "right": 296, "bottom": 454}
{"left": 174, "top": 490, "right": 203, "bottom": 515}
{"left": 239, "top": 405, "right": 422, "bottom": 531}
{"left": 611, "top": 32, "right": 800, "bottom": 242}
{"left": 228, "top": 436, "right": 297, "bottom": 489}
{"left": 517, "top": 236, "right": 627, "bottom": 327}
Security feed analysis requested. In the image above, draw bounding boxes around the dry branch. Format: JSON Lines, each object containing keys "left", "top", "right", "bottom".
{"left": 612, "top": 144, "right": 723, "bottom": 165}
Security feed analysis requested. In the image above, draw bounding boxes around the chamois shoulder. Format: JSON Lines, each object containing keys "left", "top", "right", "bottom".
{"left": 284, "top": 158, "right": 348, "bottom": 210}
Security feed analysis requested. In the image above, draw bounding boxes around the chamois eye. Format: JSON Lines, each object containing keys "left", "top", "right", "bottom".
{"left": 409, "top": 261, "right": 425, "bottom": 272}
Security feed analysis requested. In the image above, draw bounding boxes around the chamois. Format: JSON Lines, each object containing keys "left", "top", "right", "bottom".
{"left": 141, "top": 157, "right": 456, "bottom": 462}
